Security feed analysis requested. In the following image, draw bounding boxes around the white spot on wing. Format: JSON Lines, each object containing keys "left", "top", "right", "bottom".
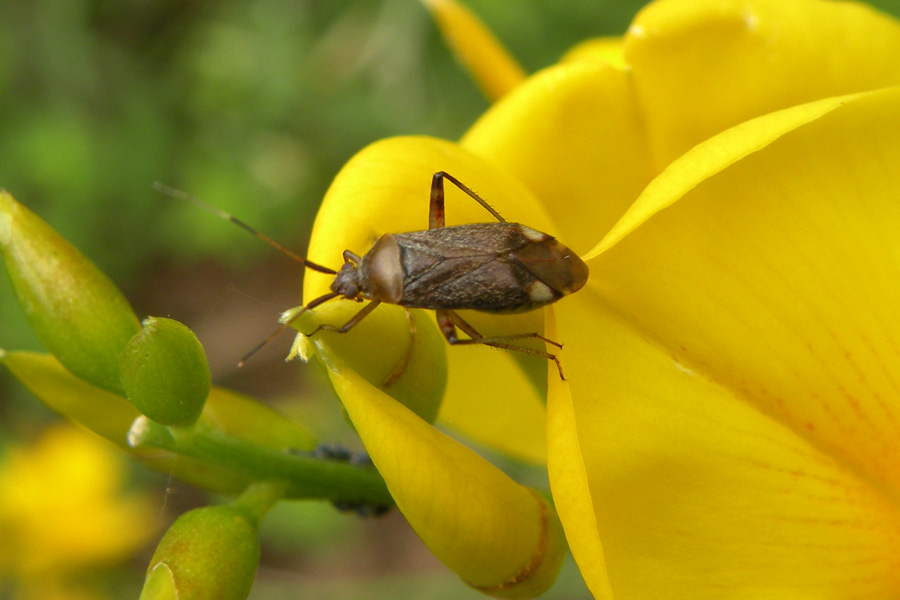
{"left": 518, "top": 225, "right": 547, "bottom": 242}
{"left": 528, "top": 280, "right": 555, "bottom": 303}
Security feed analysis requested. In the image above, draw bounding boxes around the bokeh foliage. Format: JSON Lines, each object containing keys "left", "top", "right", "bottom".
{"left": 0, "top": 0, "right": 648, "bottom": 402}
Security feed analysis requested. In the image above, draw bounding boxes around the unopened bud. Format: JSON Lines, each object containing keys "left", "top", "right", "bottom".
{"left": 142, "top": 505, "right": 260, "bottom": 600}
{"left": 119, "top": 317, "right": 211, "bottom": 426}
{"left": 0, "top": 191, "right": 140, "bottom": 393}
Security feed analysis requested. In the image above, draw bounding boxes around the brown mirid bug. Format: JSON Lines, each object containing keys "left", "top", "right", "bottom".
{"left": 154, "top": 172, "right": 589, "bottom": 379}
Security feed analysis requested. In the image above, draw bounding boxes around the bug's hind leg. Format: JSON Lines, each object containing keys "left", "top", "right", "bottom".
{"left": 430, "top": 171, "right": 506, "bottom": 229}
{"left": 435, "top": 309, "right": 566, "bottom": 380}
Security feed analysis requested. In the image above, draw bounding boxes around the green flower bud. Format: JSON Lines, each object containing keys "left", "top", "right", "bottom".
{"left": 120, "top": 317, "right": 211, "bottom": 426}
{"left": 0, "top": 191, "right": 140, "bottom": 393}
{"left": 143, "top": 505, "right": 260, "bottom": 600}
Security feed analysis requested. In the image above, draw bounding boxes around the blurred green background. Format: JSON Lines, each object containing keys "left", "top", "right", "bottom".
{"left": 0, "top": 0, "right": 654, "bottom": 394}
{"left": 2, "top": 0, "right": 898, "bottom": 598}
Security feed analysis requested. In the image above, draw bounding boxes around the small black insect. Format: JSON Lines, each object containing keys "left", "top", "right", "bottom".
{"left": 156, "top": 172, "right": 589, "bottom": 378}
{"left": 308, "top": 443, "right": 391, "bottom": 517}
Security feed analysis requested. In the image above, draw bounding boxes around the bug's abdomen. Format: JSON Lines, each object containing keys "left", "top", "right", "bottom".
{"left": 392, "top": 223, "right": 588, "bottom": 314}
{"left": 401, "top": 256, "right": 537, "bottom": 312}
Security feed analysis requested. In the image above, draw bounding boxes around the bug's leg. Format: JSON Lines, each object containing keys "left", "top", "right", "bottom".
{"left": 431, "top": 171, "right": 507, "bottom": 227}
{"left": 307, "top": 302, "right": 419, "bottom": 387}
{"left": 444, "top": 310, "right": 563, "bottom": 349}
{"left": 429, "top": 173, "right": 447, "bottom": 229}
{"left": 435, "top": 309, "right": 566, "bottom": 380}
{"left": 306, "top": 299, "right": 382, "bottom": 337}
{"left": 380, "top": 308, "right": 416, "bottom": 388}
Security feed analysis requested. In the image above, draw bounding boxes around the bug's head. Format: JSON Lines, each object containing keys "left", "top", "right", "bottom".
{"left": 330, "top": 261, "right": 362, "bottom": 300}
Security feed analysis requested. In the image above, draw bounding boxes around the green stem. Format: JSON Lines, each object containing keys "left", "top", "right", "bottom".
{"left": 233, "top": 481, "right": 287, "bottom": 525}
{"left": 131, "top": 417, "right": 394, "bottom": 506}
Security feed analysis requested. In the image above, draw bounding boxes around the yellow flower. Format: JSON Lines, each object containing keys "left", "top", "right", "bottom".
{"left": 0, "top": 423, "right": 158, "bottom": 596}
{"left": 300, "top": 0, "right": 900, "bottom": 596}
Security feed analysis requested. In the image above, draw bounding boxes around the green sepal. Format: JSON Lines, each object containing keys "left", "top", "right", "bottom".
{"left": 139, "top": 563, "right": 177, "bottom": 600}
{"left": 0, "top": 191, "right": 140, "bottom": 393}
{"left": 120, "top": 317, "right": 211, "bottom": 426}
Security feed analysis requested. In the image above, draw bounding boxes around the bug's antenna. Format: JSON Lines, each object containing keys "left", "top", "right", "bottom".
{"left": 152, "top": 182, "right": 337, "bottom": 275}
{"left": 237, "top": 291, "right": 341, "bottom": 367}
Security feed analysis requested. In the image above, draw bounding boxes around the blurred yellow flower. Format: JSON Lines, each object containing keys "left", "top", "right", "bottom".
{"left": 0, "top": 423, "right": 158, "bottom": 598}
{"left": 300, "top": 0, "right": 900, "bottom": 597}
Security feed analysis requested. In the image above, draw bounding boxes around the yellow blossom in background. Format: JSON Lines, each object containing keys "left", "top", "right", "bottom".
{"left": 303, "top": 0, "right": 900, "bottom": 597}
{"left": 0, "top": 423, "right": 158, "bottom": 599}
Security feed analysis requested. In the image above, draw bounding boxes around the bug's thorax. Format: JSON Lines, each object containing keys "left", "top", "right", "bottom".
{"left": 331, "top": 234, "right": 405, "bottom": 304}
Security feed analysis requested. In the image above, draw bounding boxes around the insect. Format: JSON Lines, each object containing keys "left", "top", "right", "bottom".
{"left": 155, "top": 172, "right": 589, "bottom": 379}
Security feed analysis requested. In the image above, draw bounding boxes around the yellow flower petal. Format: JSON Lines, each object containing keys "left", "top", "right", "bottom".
{"left": 589, "top": 91, "right": 864, "bottom": 259}
{"left": 554, "top": 292, "right": 900, "bottom": 597}
{"left": 438, "top": 341, "right": 547, "bottom": 463}
{"left": 315, "top": 339, "right": 566, "bottom": 596}
{"left": 598, "top": 87, "right": 900, "bottom": 488}
{"left": 545, "top": 308, "right": 612, "bottom": 600}
{"left": 296, "top": 299, "right": 549, "bottom": 462}
{"left": 560, "top": 37, "right": 626, "bottom": 70}
{"left": 304, "top": 136, "right": 559, "bottom": 461}
{"left": 289, "top": 300, "right": 448, "bottom": 423}
{"left": 463, "top": 1, "right": 900, "bottom": 260}
{"left": 551, "top": 85, "right": 900, "bottom": 596}
{"left": 423, "top": 0, "right": 526, "bottom": 101}
{"left": 462, "top": 62, "right": 651, "bottom": 254}
{"left": 625, "top": 0, "right": 900, "bottom": 167}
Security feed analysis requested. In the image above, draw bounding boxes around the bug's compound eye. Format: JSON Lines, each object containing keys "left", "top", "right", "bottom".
{"left": 343, "top": 284, "right": 358, "bottom": 298}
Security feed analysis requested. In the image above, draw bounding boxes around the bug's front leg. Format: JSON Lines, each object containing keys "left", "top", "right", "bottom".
{"left": 305, "top": 299, "right": 382, "bottom": 338}
{"left": 435, "top": 309, "right": 566, "bottom": 380}
{"left": 304, "top": 304, "right": 418, "bottom": 388}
